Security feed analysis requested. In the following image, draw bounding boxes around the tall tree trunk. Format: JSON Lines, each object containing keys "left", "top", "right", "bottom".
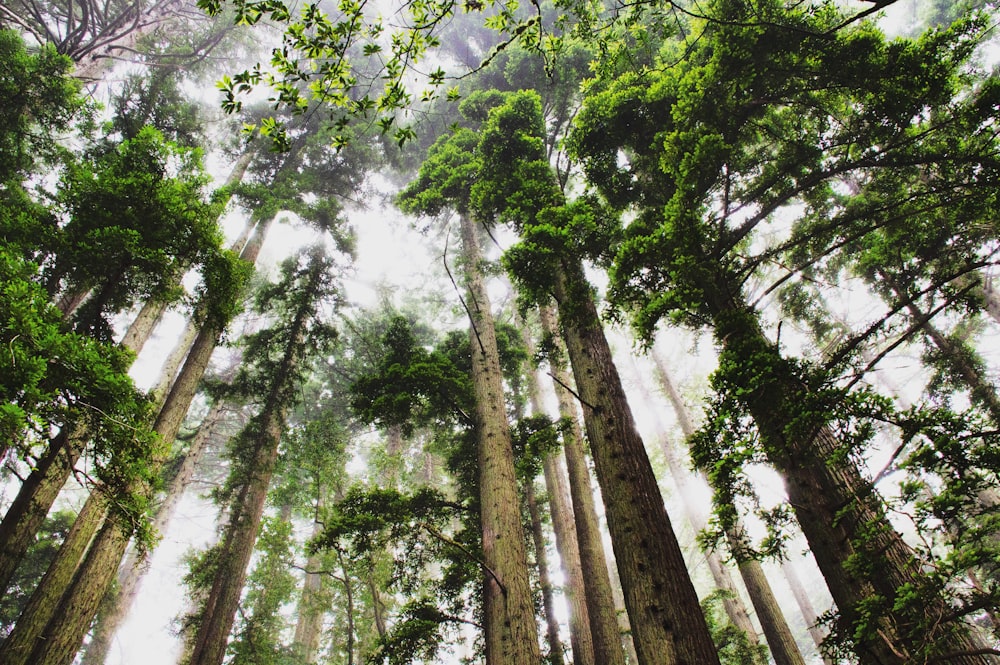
{"left": 0, "top": 496, "right": 106, "bottom": 665}
{"left": 520, "top": 308, "right": 594, "bottom": 665}
{"left": 643, "top": 352, "right": 759, "bottom": 640}
{"left": 650, "top": 350, "right": 804, "bottom": 665}
{"left": 186, "top": 411, "right": 286, "bottom": 665}
{"left": 550, "top": 260, "right": 721, "bottom": 665}
{"left": 526, "top": 481, "right": 566, "bottom": 665}
{"left": 187, "top": 248, "right": 324, "bottom": 665}
{"left": 603, "top": 538, "right": 640, "bottom": 665}
{"left": 782, "top": 559, "right": 835, "bottom": 664}
{"left": 538, "top": 304, "right": 625, "bottom": 665}
{"left": 80, "top": 398, "right": 229, "bottom": 665}
{"left": 458, "top": 213, "right": 540, "bottom": 665}
{"left": 0, "top": 213, "right": 275, "bottom": 665}
{"left": 540, "top": 455, "right": 593, "bottom": 665}
{"left": 292, "top": 520, "right": 328, "bottom": 664}
{"left": 706, "top": 294, "right": 992, "bottom": 665}
{"left": 727, "top": 527, "right": 807, "bottom": 665}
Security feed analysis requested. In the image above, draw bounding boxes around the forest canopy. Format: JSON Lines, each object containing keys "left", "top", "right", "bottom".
{"left": 1, "top": 1, "right": 999, "bottom": 665}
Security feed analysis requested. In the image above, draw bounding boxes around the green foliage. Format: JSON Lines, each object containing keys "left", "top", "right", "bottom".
{"left": 109, "top": 71, "right": 205, "bottom": 147}
{"left": 194, "top": 247, "right": 253, "bottom": 332}
{"left": 0, "top": 29, "right": 84, "bottom": 183}
{"left": 700, "top": 589, "right": 770, "bottom": 665}
{"left": 0, "top": 248, "right": 160, "bottom": 533}
{"left": 367, "top": 598, "right": 454, "bottom": 665}
{"left": 228, "top": 516, "right": 298, "bottom": 665}
{"left": 318, "top": 485, "right": 478, "bottom": 665}
{"left": 350, "top": 316, "right": 474, "bottom": 436}
{"left": 396, "top": 128, "right": 480, "bottom": 217}
{"left": 50, "top": 126, "right": 224, "bottom": 338}
{"left": 510, "top": 414, "right": 560, "bottom": 480}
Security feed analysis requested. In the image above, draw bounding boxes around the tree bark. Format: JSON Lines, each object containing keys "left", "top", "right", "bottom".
{"left": 520, "top": 308, "right": 594, "bottom": 665}
{"left": 707, "top": 294, "right": 993, "bottom": 665}
{"left": 526, "top": 481, "right": 566, "bottom": 665}
{"left": 292, "top": 520, "right": 327, "bottom": 663}
{"left": 0, "top": 496, "right": 106, "bottom": 665}
{"left": 650, "top": 351, "right": 806, "bottom": 665}
{"left": 727, "top": 528, "right": 807, "bottom": 665}
{"left": 458, "top": 213, "right": 540, "bottom": 665}
{"left": 0, "top": 430, "right": 76, "bottom": 599}
{"left": 646, "top": 352, "right": 761, "bottom": 643}
{"left": 80, "top": 398, "right": 229, "bottom": 665}
{"left": 551, "top": 260, "right": 722, "bottom": 665}
{"left": 538, "top": 304, "right": 625, "bottom": 665}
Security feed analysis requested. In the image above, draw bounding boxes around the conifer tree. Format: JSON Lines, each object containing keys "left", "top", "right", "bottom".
{"left": 569, "top": 1, "right": 1000, "bottom": 661}
{"left": 187, "top": 246, "right": 342, "bottom": 665}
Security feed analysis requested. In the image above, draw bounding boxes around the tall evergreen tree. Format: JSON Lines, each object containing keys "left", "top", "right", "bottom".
{"left": 569, "top": 1, "right": 1000, "bottom": 661}
{"left": 480, "top": 91, "right": 722, "bottom": 665}
{"left": 186, "top": 246, "right": 342, "bottom": 665}
{"left": 397, "top": 127, "right": 541, "bottom": 665}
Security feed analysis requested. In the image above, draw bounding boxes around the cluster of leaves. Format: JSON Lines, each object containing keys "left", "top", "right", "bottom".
{"left": 317, "top": 485, "right": 478, "bottom": 664}
{"left": 700, "top": 589, "right": 770, "bottom": 665}
{"left": 213, "top": 247, "right": 343, "bottom": 505}
{"left": 350, "top": 315, "right": 474, "bottom": 436}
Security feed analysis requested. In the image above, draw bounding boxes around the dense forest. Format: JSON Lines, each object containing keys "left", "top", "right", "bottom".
{"left": 1, "top": 0, "right": 999, "bottom": 663}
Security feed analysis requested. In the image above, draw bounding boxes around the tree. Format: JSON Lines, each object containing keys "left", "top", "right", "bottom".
{"left": 480, "top": 90, "right": 722, "bottom": 665}
{"left": 569, "top": 1, "right": 1000, "bottom": 661}
{"left": 397, "top": 127, "right": 541, "bottom": 665}
{"left": 186, "top": 246, "right": 342, "bottom": 665}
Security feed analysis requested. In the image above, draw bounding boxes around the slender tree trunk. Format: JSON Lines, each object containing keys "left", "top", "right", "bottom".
{"left": 520, "top": 308, "right": 594, "bottom": 665}
{"left": 458, "top": 213, "right": 540, "bottom": 665}
{"left": 292, "top": 520, "right": 328, "bottom": 663}
{"left": 0, "top": 496, "right": 106, "bottom": 665}
{"left": 1, "top": 214, "right": 274, "bottom": 665}
{"left": 186, "top": 412, "right": 285, "bottom": 665}
{"left": 706, "top": 294, "right": 992, "bottom": 665}
{"left": 540, "top": 455, "right": 593, "bottom": 665}
{"left": 603, "top": 538, "right": 640, "bottom": 665}
{"left": 984, "top": 274, "right": 1000, "bottom": 326}
{"left": 782, "top": 559, "right": 835, "bottom": 664}
{"left": 187, "top": 249, "right": 323, "bottom": 665}
{"left": 80, "top": 398, "right": 229, "bottom": 665}
{"left": 538, "top": 304, "right": 625, "bottom": 665}
{"left": 338, "top": 549, "right": 356, "bottom": 665}
{"left": 550, "top": 260, "right": 721, "bottom": 665}
{"left": 119, "top": 297, "right": 167, "bottom": 353}
{"left": 727, "top": 528, "right": 807, "bottom": 665}
{"left": 650, "top": 350, "right": 804, "bottom": 665}
{"left": 526, "top": 481, "right": 566, "bottom": 665}
{"left": 644, "top": 352, "right": 760, "bottom": 641}
{"left": 151, "top": 317, "right": 200, "bottom": 401}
